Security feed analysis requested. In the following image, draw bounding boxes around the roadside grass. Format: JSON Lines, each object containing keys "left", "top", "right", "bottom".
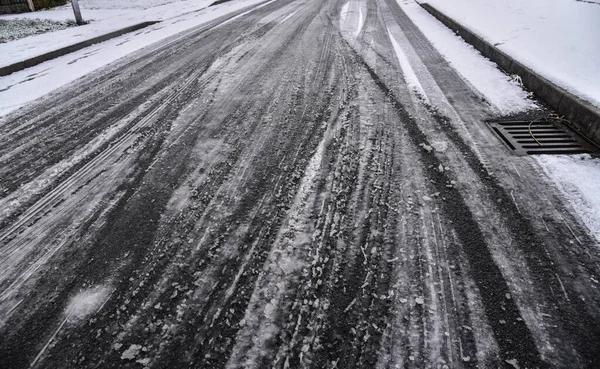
{"left": 0, "top": 18, "right": 77, "bottom": 43}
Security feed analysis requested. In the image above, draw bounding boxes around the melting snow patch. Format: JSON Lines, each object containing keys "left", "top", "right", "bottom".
{"left": 505, "top": 358, "right": 520, "bottom": 369}
{"left": 419, "top": 143, "right": 433, "bottom": 153}
{"left": 121, "top": 344, "right": 142, "bottom": 360}
{"left": 430, "top": 140, "right": 448, "bottom": 153}
{"left": 264, "top": 298, "right": 277, "bottom": 320}
{"left": 136, "top": 357, "right": 151, "bottom": 366}
{"left": 64, "top": 285, "right": 111, "bottom": 321}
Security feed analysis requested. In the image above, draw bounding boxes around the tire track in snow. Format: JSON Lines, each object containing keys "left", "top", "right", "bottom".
{"left": 0, "top": 0, "right": 598, "bottom": 368}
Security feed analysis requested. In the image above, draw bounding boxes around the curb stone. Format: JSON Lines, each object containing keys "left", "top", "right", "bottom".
{"left": 419, "top": 2, "right": 600, "bottom": 147}
{"left": 0, "top": 21, "right": 160, "bottom": 77}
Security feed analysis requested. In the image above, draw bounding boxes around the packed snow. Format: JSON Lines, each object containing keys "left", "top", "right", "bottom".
{"left": 387, "top": 27, "right": 429, "bottom": 103}
{"left": 64, "top": 286, "right": 111, "bottom": 320}
{"left": 339, "top": 0, "right": 365, "bottom": 40}
{"left": 424, "top": 0, "right": 600, "bottom": 109}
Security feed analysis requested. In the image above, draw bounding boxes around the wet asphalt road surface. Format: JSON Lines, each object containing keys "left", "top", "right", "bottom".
{"left": 0, "top": 0, "right": 599, "bottom": 368}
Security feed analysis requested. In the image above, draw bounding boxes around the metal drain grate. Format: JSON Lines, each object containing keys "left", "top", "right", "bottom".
{"left": 488, "top": 120, "right": 599, "bottom": 155}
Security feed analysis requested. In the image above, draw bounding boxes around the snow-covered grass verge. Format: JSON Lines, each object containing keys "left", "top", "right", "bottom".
{"left": 536, "top": 154, "right": 600, "bottom": 243}
{"left": 0, "top": 0, "right": 227, "bottom": 70}
{"left": 397, "top": 0, "right": 535, "bottom": 115}
{"left": 0, "top": 0, "right": 269, "bottom": 117}
{"left": 0, "top": 18, "right": 76, "bottom": 43}
{"left": 424, "top": 0, "right": 600, "bottom": 109}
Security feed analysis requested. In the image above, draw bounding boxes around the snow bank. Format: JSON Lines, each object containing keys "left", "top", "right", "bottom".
{"left": 425, "top": 0, "right": 600, "bottom": 109}
{"left": 397, "top": 1, "right": 535, "bottom": 114}
{"left": 536, "top": 154, "right": 600, "bottom": 243}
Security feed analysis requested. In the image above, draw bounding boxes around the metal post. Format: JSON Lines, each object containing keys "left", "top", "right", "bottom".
{"left": 71, "top": 0, "right": 84, "bottom": 25}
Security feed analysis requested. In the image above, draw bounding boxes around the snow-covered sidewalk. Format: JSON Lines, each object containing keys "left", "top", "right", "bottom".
{"left": 0, "top": 0, "right": 217, "bottom": 69}
{"left": 422, "top": 0, "right": 600, "bottom": 109}
{"left": 0, "top": 0, "right": 270, "bottom": 116}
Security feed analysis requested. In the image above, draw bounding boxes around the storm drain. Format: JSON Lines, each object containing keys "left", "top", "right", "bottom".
{"left": 488, "top": 120, "right": 599, "bottom": 156}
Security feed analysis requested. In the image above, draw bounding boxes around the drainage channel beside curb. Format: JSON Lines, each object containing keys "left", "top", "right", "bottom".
{"left": 0, "top": 21, "right": 160, "bottom": 77}
{"left": 488, "top": 119, "right": 599, "bottom": 156}
{"left": 419, "top": 2, "right": 600, "bottom": 148}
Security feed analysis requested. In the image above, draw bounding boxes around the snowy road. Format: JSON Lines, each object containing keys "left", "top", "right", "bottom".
{"left": 1, "top": 0, "right": 599, "bottom": 368}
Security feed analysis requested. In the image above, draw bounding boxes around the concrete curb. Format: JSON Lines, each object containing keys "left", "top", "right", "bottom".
{"left": 0, "top": 21, "right": 160, "bottom": 77}
{"left": 419, "top": 2, "right": 600, "bottom": 146}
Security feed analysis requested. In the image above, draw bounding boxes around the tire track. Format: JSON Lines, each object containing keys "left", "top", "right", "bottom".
{"left": 1, "top": 0, "right": 598, "bottom": 368}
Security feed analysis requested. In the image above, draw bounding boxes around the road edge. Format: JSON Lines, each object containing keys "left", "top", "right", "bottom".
{"left": 0, "top": 21, "right": 160, "bottom": 77}
{"left": 419, "top": 2, "right": 600, "bottom": 147}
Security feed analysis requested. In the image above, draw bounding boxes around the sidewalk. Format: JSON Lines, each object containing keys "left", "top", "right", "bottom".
{"left": 420, "top": 0, "right": 600, "bottom": 110}
{"left": 0, "top": 0, "right": 270, "bottom": 116}
{"left": 0, "top": 0, "right": 215, "bottom": 69}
